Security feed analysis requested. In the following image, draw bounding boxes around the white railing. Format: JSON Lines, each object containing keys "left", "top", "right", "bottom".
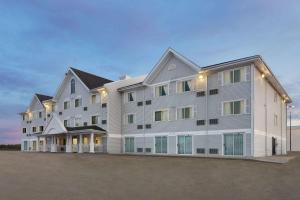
{"left": 56, "top": 145, "right": 66, "bottom": 152}
{"left": 72, "top": 145, "right": 79, "bottom": 152}
{"left": 94, "top": 144, "right": 104, "bottom": 153}
{"left": 82, "top": 144, "right": 90, "bottom": 153}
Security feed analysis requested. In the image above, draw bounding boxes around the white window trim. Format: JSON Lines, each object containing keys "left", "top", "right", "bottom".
{"left": 124, "top": 113, "right": 136, "bottom": 125}
{"left": 153, "top": 109, "right": 170, "bottom": 122}
{"left": 222, "top": 99, "right": 247, "bottom": 116}
{"left": 222, "top": 67, "right": 247, "bottom": 86}
{"left": 153, "top": 84, "right": 169, "bottom": 98}
{"left": 124, "top": 91, "right": 136, "bottom": 103}
{"left": 176, "top": 79, "right": 194, "bottom": 94}
{"left": 176, "top": 105, "right": 195, "bottom": 120}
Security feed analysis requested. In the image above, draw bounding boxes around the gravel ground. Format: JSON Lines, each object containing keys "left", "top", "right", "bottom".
{"left": 0, "top": 151, "right": 300, "bottom": 200}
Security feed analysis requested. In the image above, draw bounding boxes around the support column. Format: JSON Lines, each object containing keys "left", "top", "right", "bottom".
{"left": 51, "top": 135, "right": 57, "bottom": 152}
{"left": 66, "top": 135, "right": 72, "bottom": 153}
{"left": 37, "top": 137, "right": 40, "bottom": 152}
{"left": 90, "top": 133, "right": 95, "bottom": 153}
{"left": 79, "top": 134, "right": 83, "bottom": 153}
{"left": 43, "top": 137, "right": 46, "bottom": 152}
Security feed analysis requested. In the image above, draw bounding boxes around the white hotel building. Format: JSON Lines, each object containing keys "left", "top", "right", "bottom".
{"left": 19, "top": 48, "right": 291, "bottom": 157}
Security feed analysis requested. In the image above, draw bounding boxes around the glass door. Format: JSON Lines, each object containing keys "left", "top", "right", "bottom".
{"left": 224, "top": 133, "right": 243, "bottom": 156}
{"left": 125, "top": 137, "right": 134, "bottom": 153}
{"left": 178, "top": 135, "right": 192, "bottom": 154}
{"left": 155, "top": 136, "right": 168, "bottom": 154}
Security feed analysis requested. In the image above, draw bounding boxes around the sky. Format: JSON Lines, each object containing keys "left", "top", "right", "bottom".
{"left": 0, "top": 0, "right": 300, "bottom": 144}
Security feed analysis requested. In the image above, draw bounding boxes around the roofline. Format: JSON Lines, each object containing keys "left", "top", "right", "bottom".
{"left": 117, "top": 82, "right": 144, "bottom": 92}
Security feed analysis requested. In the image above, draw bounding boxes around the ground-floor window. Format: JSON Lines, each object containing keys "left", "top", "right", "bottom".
{"left": 32, "top": 141, "right": 37, "bottom": 151}
{"left": 224, "top": 133, "right": 243, "bottom": 156}
{"left": 178, "top": 135, "right": 192, "bottom": 154}
{"left": 125, "top": 137, "right": 134, "bottom": 153}
{"left": 24, "top": 141, "right": 28, "bottom": 151}
{"left": 155, "top": 136, "right": 168, "bottom": 154}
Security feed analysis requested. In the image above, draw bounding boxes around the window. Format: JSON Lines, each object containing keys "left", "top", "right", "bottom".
{"left": 39, "top": 126, "right": 44, "bottom": 132}
{"left": 209, "top": 148, "right": 219, "bottom": 154}
{"left": 209, "top": 89, "right": 218, "bottom": 95}
{"left": 178, "top": 135, "right": 192, "bottom": 154}
{"left": 137, "top": 148, "right": 143, "bottom": 153}
{"left": 127, "top": 114, "right": 135, "bottom": 124}
{"left": 91, "top": 116, "right": 99, "bottom": 125}
{"left": 223, "top": 100, "right": 245, "bottom": 115}
{"left": 274, "top": 114, "right": 278, "bottom": 126}
{"left": 145, "top": 148, "right": 152, "bottom": 153}
{"left": 196, "top": 120, "right": 205, "bottom": 126}
{"left": 125, "top": 137, "right": 134, "bottom": 153}
{"left": 196, "top": 91, "right": 205, "bottom": 97}
{"left": 102, "top": 120, "right": 107, "bottom": 125}
{"left": 177, "top": 107, "right": 193, "bottom": 120}
{"left": 209, "top": 119, "right": 218, "bottom": 125}
{"left": 137, "top": 101, "right": 143, "bottom": 106}
{"left": 64, "top": 101, "right": 70, "bottom": 110}
{"left": 145, "top": 124, "right": 151, "bottom": 129}
{"left": 22, "top": 115, "right": 25, "bottom": 121}
{"left": 177, "top": 80, "right": 193, "bottom": 93}
{"left": 22, "top": 128, "right": 26, "bottom": 133}
{"left": 127, "top": 92, "right": 135, "bottom": 102}
{"left": 137, "top": 125, "right": 143, "bottom": 129}
{"left": 154, "top": 110, "right": 169, "bottom": 122}
{"left": 91, "top": 94, "right": 97, "bottom": 104}
{"left": 102, "top": 103, "right": 107, "bottom": 108}
{"left": 71, "top": 79, "right": 75, "bottom": 94}
{"left": 155, "top": 136, "right": 167, "bottom": 154}
{"left": 196, "top": 148, "right": 205, "bottom": 154}
{"left": 75, "top": 98, "right": 82, "bottom": 107}
{"left": 59, "top": 112, "right": 62, "bottom": 115}
{"left": 223, "top": 68, "right": 245, "bottom": 85}
{"left": 224, "top": 133, "right": 243, "bottom": 156}
{"left": 75, "top": 117, "right": 81, "bottom": 127}
{"left": 155, "top": 85, "right": 168, "bottom": 97}
{"left": 274, "top": 92, "right": 278, "bottom": 103}
{"left": 83, "top": 107, "right": 88, "bottom": 111}
{"left": 64, "top": 120, "right": 68, "bottom": 127}
{"left": 145, "top": 100, "right": 152, "bottom": 105}
{"left": 39, "top": 112, "right": 42, "bottom": 118}
{"left": 32, "top": 127, "right": 37, "bottom": 133}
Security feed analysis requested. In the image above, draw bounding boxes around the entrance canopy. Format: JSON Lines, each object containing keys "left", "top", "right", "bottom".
{"left": 66, "top": 125, "right": 106, "bottom": 134}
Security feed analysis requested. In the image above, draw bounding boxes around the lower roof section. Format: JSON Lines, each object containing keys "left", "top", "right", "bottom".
{"left": 66, "top": 125, "right": 106, "bottom": 133}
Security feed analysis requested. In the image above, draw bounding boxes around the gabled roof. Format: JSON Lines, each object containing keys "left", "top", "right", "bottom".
{"left": 70, "top": 67, "right": 113, "bottom": 89}
{"left": 43, "top": 114, "right": 67, "bottom": 135}
{"left": 35, "top": 93, "right": 52, "bottom": 102}
{"left": 143, "top": 48, "right": 200, "bottom": 85}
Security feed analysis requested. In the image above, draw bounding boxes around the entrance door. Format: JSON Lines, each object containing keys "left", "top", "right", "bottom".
{"left": 155, "top": 136, "right": 168, "bottom": 154}
{"left": 224, "top": 133, "right": 243, "bottom": 156}
{"left": 72, "top": 136, "right": 79, "bottom": 152}
{"left": 125, "top": 137, "right": 134, "bottom": 153}
{"left": 272, "top": 137, "right": 276, "bottom": 155}
{"left": 178, "top": 135, "right": 192, "bottom": 154}
{"left": 32, "top": 141, "right": 37, "bottom": 151}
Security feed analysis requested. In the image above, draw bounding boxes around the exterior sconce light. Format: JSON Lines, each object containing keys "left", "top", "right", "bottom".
{"left": 261, "top": 73, "right": 265, "bottom": 78}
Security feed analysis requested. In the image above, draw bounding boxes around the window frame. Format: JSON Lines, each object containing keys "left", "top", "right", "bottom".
{"left": 223, "top": 67, "right": 246, "bottom": 85}
{"left": 176, "top": 106, "right": 194, "bottom": 120}
{"left": 71, "top": 79, "right": 75, "bottom": 94}
{"left": 153, "top": 109, "right": 169, "bottom": 122}
{"left": 222, "top": 99, "right": 246, "bottom": 116}
{"left": 125, "top": 91, "right": 136, "bottom": 103}
{"left": 126, "top": 113, "right": 136, "bottom": 124}
{"left": 154, "top": 84, "right": 169, "bottom": 98}
{"left": 176, "top": 79, "right": 193, "bottom": 93}
{"left": 63, "top": 101, "right": 70, "bottom": 110}
{"left": 91, "top": 115, "right": 99, "bottom": 125}
{"left": 75, "top": 98, "right": 82, "bottom": 108}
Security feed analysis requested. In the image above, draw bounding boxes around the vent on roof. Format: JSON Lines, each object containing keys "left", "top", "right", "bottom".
{"left": 119, "top": 75, "right": 131, "bottom": 80}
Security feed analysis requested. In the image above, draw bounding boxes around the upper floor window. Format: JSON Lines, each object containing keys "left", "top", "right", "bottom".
{"left": 39, "top": 126, "right": 44, "bottom": 132}
{"left": 177, "top": 107, "right": 193, "bottom": 120}
{"left": 127, "top": 114, "right": 135, "bottom": 124}
{"left": 32, "top": 127, "right": 37, "bottom": 133}
{"left": 64, "top": 101, "right": 70, "bottom": 110}
{"left": 75, "top": 98, "right": 82, "bottom": 108}
{"left": 223, "top": 100, "right": 245, "bottom": 115}
{"left": 154, "top": 110, "right": 169, "bottom": 122}
{"left": 91, "top": 94, "right": 98, "bottom": 104}
{"left": 127, "top": 92, "right": 135, "bottom": 102}
{"left": 64, "top": 120, "right": 68, "bottom": 127}
{"left": 75, "top": 117, "right": 81, "bottom": 127}
{"left": 91, "top": 116, "right": 99, "bottom": 125}
{"left": 71, "top": 79, "right": 75, "bottom": 94}
{"left": 223, "top": 68, "right": 245, "bottom": 85}
{"left": 155, "top": 84, "right": 168, "bottom": 97}
{"left": 39, "top": 112, "right": 42, "bottom": 118}
{"left": 22, "top": 128, "right": 26, "bottom": 133}
{"left": 177, "top": 80, "right": 193, "bottom": 93}
{"left": 22, "top": 115, "right": 25, "bottom": 121}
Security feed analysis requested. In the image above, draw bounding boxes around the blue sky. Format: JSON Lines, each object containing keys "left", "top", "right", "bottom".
{"left": 0, "top": 0, "right": 299, "bottom": 144}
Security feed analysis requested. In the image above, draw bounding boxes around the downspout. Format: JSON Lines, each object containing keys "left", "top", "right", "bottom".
{"left": 264, "top": 76, "right": 268, "bottom": 156}
{"left": 205, "top": 74, "right": 208, "bottom": 156}
{"left": 143, "top": 89, "right": 146, "bottom": 154}
{"left": 280, "top": 98, "right": 283, "bottom": 154}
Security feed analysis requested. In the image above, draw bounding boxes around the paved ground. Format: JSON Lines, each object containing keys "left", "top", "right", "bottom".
{"left": 1, "top": 152, "right": 300, "bottom": 200}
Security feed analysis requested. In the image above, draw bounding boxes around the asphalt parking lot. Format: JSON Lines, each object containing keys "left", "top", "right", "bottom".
{"left": 0, "top": 151, "right": 300, "bottom": 200}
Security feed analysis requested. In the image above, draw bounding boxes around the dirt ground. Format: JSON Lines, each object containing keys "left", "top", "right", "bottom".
{"left": 0, "top": 151, "right": 300, "bottom": 200}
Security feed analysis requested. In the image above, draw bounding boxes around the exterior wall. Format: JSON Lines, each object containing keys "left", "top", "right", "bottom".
{"left": 253, "top": 67, "right": 287, "bottom": 156}
{"left": 121, "top": 56, "right": 252, "bottom": 156}
{"left": 287, "top": 127, "right": 300, "bottom": 151}
{"left": 54, "top": 72, "right": 107, "bottom": 129}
